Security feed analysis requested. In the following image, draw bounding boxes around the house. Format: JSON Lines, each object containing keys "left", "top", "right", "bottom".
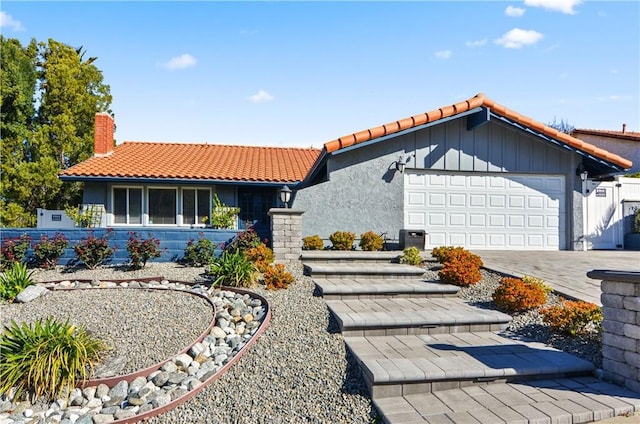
{"left": 292, "top": 93, "right": 632, "bottom": 250}
{"left": 61, "top": 94, "right": 633, "bottom": 251}
{"left": 572, "top": 127, "right": 640, "bottom": 174}
{"left": 60, "top": 113, "right": 321, "bottom": 240}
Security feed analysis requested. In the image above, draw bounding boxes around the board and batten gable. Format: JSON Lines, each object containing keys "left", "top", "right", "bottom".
{"left": 295, "top": 113, "right": 585, "bottom": 250}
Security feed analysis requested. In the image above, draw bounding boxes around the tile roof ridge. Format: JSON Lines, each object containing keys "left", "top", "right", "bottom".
{"left": 118, "top": 141, "right": 321, "bottom": 151}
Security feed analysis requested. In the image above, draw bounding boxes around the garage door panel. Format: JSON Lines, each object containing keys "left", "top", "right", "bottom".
{"left": 405, "top": 172, "right": 565, "bottom": 250}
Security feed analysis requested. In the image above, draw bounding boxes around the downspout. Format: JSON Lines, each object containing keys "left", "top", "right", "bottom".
{"left": 582, "top": 176, "right": 588, "bottom": 251}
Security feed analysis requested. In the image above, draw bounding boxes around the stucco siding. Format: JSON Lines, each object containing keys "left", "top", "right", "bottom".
{"left": 575, "top": 134, "right": 639, "bottom": 173}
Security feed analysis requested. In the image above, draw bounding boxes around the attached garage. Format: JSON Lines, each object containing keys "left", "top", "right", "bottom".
{"left": 404, "top": 171, "right": 565, "bottom": 250}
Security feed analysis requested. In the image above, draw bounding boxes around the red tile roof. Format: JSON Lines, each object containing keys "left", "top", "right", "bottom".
{"left": 573, "top": 128, "right": 640, "bottom": 142}
{"left": 324, "top": 93, "right": 633, "bottom": 170}
{"left": 61, "top": 142, "right": 321, "bottom": 183}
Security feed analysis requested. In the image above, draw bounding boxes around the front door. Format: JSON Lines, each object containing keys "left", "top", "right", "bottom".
{"left": 238, "top": 187, "right": 276, "bottom": 243}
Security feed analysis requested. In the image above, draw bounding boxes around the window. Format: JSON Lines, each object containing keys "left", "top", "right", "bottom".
{"left": 148, "top": 188, "right": 176, "bottom": 225}
{"left": 183, "top": 189, "right": 210, "bottom": 225}
{"left": 113, "top": 188, "right": 142, "bottom": 225}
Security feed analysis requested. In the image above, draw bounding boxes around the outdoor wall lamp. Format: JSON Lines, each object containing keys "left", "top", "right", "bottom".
{"left": 279, "top": 185, "right": 292, "bottom": 208}
{"left": 395, "top": 156, "right": 408, "bottom": 173}
{"left": 576, "top": 163, "right": 588, "bottom": 182}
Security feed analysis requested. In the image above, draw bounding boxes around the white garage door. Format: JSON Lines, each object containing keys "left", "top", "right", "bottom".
{"left": 404, "top": 172, "right": 565, "bottom": 250}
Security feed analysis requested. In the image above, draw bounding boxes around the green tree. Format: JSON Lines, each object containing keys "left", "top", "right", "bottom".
{"left": 0, "top": 37, "right": 112, "bottom": 227}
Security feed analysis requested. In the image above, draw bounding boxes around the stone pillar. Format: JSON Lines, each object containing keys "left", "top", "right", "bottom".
{"left": 268, "top": 208, "right": 304, "bottom": 265}
{"left": 587, "top": 270, "right": 640, "bottom": 393}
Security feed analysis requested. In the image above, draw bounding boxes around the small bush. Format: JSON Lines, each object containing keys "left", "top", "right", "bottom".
{"left": 225, "top": 229, "right": 263, "bottom": 254}
{"left": 126, "top": 232, "right": 162, "bottom": 269}
{"left": 73, "top": 231, "right": 114, "bottom": 269}
{"left": 400, "top": 247, "right": 422, "bottom": 265}
{"left": 540, "top": 300, "right": 603, "bottom": 337}
{"left": 522, "top": 275, "right": 553, "bottom": 294}
{"left": 209, "top": 194, "right": 240, "bottom": 229}
{"left": 302, "top": 235, "right": 324, "bottom": 250}
{"left": 208, "top": 251, "right": 258, "bottom": 288}
{"left": 245, "top": 244, "right": 274, "bottom": 273}
{"left": 438, "top": 249, "right": 483, "bottom": 286}
{"left": 183, "top": 235, "right": 216, "bottom": 266}
{"left": 492, "top": 277, "right": 547, "bottom": 313}
{"left": 431, "top": 246, "right": 464, "bottom": 264}
{"left": 0, "top": 262, "right": 35, "bottom": 302}
{"left": 33, "top": 233, "right": 69, "bottom": 269}
{"left": 359, "top": 231, "right": 384, "bottom": 251}
{"left": 0, "top": 234, "right": 32, "bottom": 270}
{"left": 0, "top": 317, "right": 107, "bottom": 402}
{"left": 263, "top": 263, "right": 295, "bottom": 290}
{"left": 329, "top": 231, "right": 356, "bottom": 251}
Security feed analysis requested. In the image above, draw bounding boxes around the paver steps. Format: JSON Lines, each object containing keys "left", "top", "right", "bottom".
{"left": 303, "top": 251, "right": 640, "bottom": 424}
{"left": 327, "top": 298, "right": 512, "bottom": 336}
{"left": 314, "top": 278, "right": 460, "bottom": 300}
{"left": 373, "top": 377, "right": 640, "bottom": 424}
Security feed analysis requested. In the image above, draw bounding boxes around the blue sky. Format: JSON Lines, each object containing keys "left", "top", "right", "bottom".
{"left": 2, "top": 1, "right": 638, "bottom": 148}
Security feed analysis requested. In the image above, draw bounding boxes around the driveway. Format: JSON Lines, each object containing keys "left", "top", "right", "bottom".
{"left": 472, "top": 250, "right": 640, "bottom": 305}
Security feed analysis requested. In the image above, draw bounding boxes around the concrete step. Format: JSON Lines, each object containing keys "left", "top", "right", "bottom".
{"left": 301, "top": 250, "right": 401, "bottom": 264}
{"left": 327, "top": 297, "right": 512, "bottom": 336}
{"left": 344, "top": 332, "right": 596, "bottom": 399}
{"left": 373, "top": 377, "right": 640, "bottom": 424}
{"left": 305, "top": 263, "right": 426, "bottom": 280}
{"left": 314, "top": 278, "right": 460, "bottom": 300}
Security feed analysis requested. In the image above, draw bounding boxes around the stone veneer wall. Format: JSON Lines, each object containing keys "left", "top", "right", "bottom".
{"left": 588, "top": 270, "right": 640, "bottom": 393}
{"left": 268, "top": 208, "right": 304, "bottom": 264}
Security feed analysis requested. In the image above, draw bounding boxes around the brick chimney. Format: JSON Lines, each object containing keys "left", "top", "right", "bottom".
{"left": 94, "top": 113, "right": 115, "bottom": 156}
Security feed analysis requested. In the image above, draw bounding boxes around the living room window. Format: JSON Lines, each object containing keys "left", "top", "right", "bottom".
{"left": 148, "top": 188, "right": 177, "bottom": 225}
{"left": 182, "top": 189, "right": 211, "bottom": 225}
{"left": 113, "top": 187, "right": 142, "bottom": 225}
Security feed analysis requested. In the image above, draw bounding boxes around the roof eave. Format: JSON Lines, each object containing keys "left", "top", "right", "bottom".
{"left": 59, "top": 175, "right": 304, "bottom": 187}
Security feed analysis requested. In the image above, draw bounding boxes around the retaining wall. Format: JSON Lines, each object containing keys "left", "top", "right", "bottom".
{"left": 1, "top": 228, "right": 239, "bottom": 266}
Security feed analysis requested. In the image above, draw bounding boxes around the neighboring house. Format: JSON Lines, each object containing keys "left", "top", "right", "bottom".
{"left": 61, "top": 94, "right": 633, "bottom": 251}
{"left": 293, "top": 93, "right": 632, "bottom": 251}
{"left": 60, "top": 113, "right": 320, "bottom": 240}
{"left": 572, "top": 127, "right": 640, "bottom": 174}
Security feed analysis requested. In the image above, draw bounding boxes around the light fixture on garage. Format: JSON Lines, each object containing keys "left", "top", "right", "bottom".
{"left": 576, "top": 163, "right": 588, "bottom": 182}
{"left": 279, "top": 185, "right": 292, "bottom": 208}
{"left": 395, "top": 156, "right": 408, "bottom": 173}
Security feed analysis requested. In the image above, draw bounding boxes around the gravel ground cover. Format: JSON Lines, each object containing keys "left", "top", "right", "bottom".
{"left": 1, "top": 259, "right": 602, "bottom": 423}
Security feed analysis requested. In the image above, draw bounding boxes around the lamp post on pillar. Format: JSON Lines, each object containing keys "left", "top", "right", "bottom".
{"left": 279, "top": 185, "right": 292, "bottom": 208}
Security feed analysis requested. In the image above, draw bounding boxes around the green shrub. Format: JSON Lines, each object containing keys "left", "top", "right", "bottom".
{"left": 329, "top": 231, "right": 356, "bottom": 251}
{"left": 183, "top": 235, "right": 216, "bottom": 266}
{"left": 634, "top": 208, "right": 640, "bottom": 233}
{"left": 126, "top": 232, "right": 162, "bottom": 269}
{"left": 492, "top": 277, "right": 547, "bottom": 313}
{"left": 0, "top": 262, "right": 35, "bottom": 302}
{"left": 33, "top": 233, "right": 68, "bottom": 270}
{"left": 208, "top": 251, "right": 258, "bottom": 288}
{"left": 263, "top": 263, "right": 294, "bottom": 290}
{"left": 73, "top": 231, "right": 114, "bottom": 269}
{"left": 208, "top": 194, "right": 240, "bottom": 229}
{"left": 0, "top": 234, "right": 31, "bottom": 270}
{"left": 359, "top": 231, "right": 384, "bottom": 251}
{"left": 302, "top": 235, "right": 324, "bottom": 250}
{"left": 224, "top": 229, "right": 263, "bottom": 254}
{"left": 400, "top": 247, "right": 422, "bottom": 265}
{"left": 540, "top": 300, "right": 603, "bottom": 337}
{"left": 0, "top": 317, "right": 107, "bottom": 402}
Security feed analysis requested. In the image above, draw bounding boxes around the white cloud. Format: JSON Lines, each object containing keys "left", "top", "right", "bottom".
{"left": 505, "top": 6, "right": 526, "bottom": 17}
{"left": 466, "top": 39, "right": 487, "bottom": 48}
{"left": 611, "top": 69, "right": 619, "bottom": 75}
{"left": 495, "top": 28, "right": 543, "bottom": 49}
{"left": 162, "top": 54, "right": 197, "bottom": 70}
{"left": 435, "top": 50, "right": 452, "bottom": 59}
{"left": 597, "top": 95, "right": 630, "bottom": 101}
{"left": 0, "top": 11, "right": 24, "bottom": 31}
{"left": 249, "top": 89, "right": 274, "bottom": 104}
{"left": 524, "top": 0, "right": 581, "bottom": 15}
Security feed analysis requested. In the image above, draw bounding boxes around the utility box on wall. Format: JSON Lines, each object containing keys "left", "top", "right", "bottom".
{"left": 399, "top": 229, "right": 426, "bottom": 251}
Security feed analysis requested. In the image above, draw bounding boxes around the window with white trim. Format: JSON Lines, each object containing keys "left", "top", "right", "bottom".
{"left": 148, "top": 188, "right": 177, "bottom": 225}
{"left": 113, "top": 187, "right": 142, "bottom": 225}
{"left": 183, "top": 189, "right": 210, "bottom": 225}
